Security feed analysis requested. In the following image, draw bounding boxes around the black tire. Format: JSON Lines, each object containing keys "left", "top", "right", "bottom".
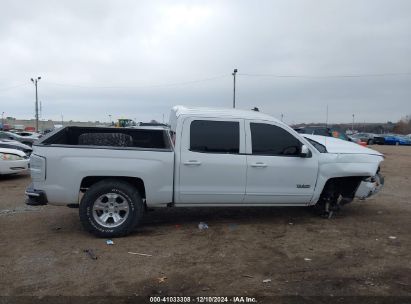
{"left": 79, "top": 179, "right": 143, "bottom": 237}
{"left": 367, "top": 139, "right": 374, "bottom": 145}
{"left": 308, "top": 200, "right": 331, "bottom": 218}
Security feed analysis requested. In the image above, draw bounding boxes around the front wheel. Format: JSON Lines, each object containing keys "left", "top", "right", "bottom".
{"left": 79, "top": 179, "right": 144, "bottom": 237}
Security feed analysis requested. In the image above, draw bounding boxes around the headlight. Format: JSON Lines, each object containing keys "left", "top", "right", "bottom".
{"left": 0, "top": 153, "right": 23, "bottom": 160}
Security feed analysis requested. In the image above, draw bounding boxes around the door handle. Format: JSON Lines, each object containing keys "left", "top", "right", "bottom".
{"left": 183, "top": 160, "right": 202, "bottom": 166}
{"left": 251, "top": 162, "right": 267, "bottom": 168}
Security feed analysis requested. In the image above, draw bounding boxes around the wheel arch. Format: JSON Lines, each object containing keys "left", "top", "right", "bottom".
{"left": 80, "top": 176, "right": 146, "bottom": 199}
{"left": 318, "top": 176, "right": 365, "bottom": 203}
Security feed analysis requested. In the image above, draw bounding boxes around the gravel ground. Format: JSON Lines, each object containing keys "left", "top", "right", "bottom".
{"left": 0, "top": 145, "right": 410, "bottom": 300}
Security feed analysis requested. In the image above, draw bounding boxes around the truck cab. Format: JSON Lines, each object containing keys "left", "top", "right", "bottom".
{"left": 170, "top": 106, "right": 319, "bottom": 206}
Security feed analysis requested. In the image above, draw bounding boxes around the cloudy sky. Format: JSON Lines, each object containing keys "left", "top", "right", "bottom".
{"left": 0, "top": 0, "right": 410, "bottom": 124}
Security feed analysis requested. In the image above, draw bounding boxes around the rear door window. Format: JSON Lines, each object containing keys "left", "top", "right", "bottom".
{"left": 190, "top": 120, "right": 239, "bottom": 154}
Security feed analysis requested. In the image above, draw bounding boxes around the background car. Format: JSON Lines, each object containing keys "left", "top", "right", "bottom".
{"left": 14, "top": 131, "right": 42, "bottom": 139}
{"left": 0, "top": 131, "right": 38, "bottom": 146}
{"left": 394, "top": 135, "right": 411, "bottom": 145}
{"left": 0, "top": 139, "right": 32, "bottom": 156}
{"left": 294, "top": 126, "right": 331, "bottom": 137}
{"left": 0, "top": 147, "right": 29, "bottom": 175}
{"left": 348, "top": 136, "right": 363, "bottom": 144}
{"left": 377, "top": 134, "right": 411, "bottom": 145}
{"left": 373, "top": 135, "right": 386, "bottom": 145}
{"left": 350, "top": 133, "right": 375, "bottom": 145}
{"left": 295, "top": 126, "right": 352, "bottom": 142}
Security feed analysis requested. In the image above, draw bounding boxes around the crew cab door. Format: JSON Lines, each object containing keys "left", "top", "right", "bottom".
{"left": 244, "top": 121, "right": 318, "bottom": 204}
{"left": 177, "top": 117, "right": 247, "bottom": 204}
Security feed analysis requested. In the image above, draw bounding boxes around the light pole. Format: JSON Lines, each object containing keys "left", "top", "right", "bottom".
{"left": 1, "top": 112, "right": 4, "bottom": 130}
{"left": 232, "top": 69, "right": 238, "bottom": 108}
{"left": 108, "top": 114, "right": 112, "bottom": 125}
{"left": 61, "top": 114, "right": 64, "bottom": 126}
{"left": 30, "top": 77, "right": 41, "bottom": 132}
{"left": 281, "top": 113, "right": 284, "bottom": 122}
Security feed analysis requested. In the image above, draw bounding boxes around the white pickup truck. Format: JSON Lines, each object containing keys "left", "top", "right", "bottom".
{"left": 26, "top": 106, "right": 384, "bottom": 237}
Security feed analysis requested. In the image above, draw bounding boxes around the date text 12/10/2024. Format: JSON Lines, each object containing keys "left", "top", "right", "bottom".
{"left": 149, "top": 296, "right": 258, "bottom": 303}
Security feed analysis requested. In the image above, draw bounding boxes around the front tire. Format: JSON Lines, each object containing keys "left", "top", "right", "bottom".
{"left": 79, "top": 179, "right": 143, "bottom": 237}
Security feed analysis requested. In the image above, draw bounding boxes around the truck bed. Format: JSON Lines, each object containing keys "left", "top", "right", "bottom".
{"left": 30, "top": 126, "right": 175, "bottom": 206}
{"left": 40, "top": 126, "right": 172, "bottom": 150}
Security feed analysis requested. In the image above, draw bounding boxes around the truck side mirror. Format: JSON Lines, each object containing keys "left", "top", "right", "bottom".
{"left": 300, "top": 145, "right": 310, "bottom": 158}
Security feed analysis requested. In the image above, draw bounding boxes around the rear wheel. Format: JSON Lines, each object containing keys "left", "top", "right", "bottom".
{"left": 79, "top": 179, "right": 143, "bottom": 237}
{"left": 367, "top": 139, "right": 374, "bottom": 145}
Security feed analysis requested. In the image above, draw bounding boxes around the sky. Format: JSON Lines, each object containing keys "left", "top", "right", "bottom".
{"left": 0, "top": 0, "right": 410, "bottom": 124}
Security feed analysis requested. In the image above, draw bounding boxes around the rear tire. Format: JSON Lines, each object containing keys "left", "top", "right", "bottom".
{"left": 79, "top": 179, "right": 143, "bottom": 237}
{"left": 367, "top": 139, "right": 374, "bottom": 145}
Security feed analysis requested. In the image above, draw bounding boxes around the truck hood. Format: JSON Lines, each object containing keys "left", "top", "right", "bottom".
{"left": 303, "top": 134, "right": 383, "bottom": 157}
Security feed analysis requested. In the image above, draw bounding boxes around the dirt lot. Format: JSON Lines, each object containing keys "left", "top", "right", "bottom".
{"left": 0, "top": 146, "right": 410, "bottom": 300}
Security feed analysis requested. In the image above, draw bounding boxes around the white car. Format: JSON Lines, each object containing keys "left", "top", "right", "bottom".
{"left": 0, "top": 148, "right": 29, "bottom": 175}
{"left": 0, "top": 139, "right": 33, "bottom": 155}
{"left": 0, "top": 131, "right": 38, "bottom": 146}
{"left": 26, "top": 106, "right": 384, "bottom": 237}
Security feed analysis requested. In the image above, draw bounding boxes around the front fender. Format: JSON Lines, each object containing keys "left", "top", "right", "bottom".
{"left": 310, "top": 153, "right": 383, "bottom": 204}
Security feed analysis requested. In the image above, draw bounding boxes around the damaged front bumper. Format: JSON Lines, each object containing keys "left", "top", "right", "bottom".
{"left": 355, "top": 173, "right": 384, "bottom": 200}
{"left": 25, "top": 183, "right": 48, "bottom": 206}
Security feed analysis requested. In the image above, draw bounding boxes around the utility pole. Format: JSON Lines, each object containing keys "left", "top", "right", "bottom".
{"left": 61, "top": 114, "right": 64, "bottom": 126}
{"left": 326, "top": 105, "right": 329, "bottom": 128}
{"left": 40, "top": 101, "right": 43, "bottom": 132}
{"left": 352, "top": 114, "right": 355, "bottom": 132}
{"left": 232, "top": 69, "right": 238, "bottom": 108}
{"left": 108, "top": 114, "right": 112, "bottom": 125}
{"left": 281, "top": 113, "right": 284, "bottom": 122}
{"left": 30, "top": 77, "right": 41, "bottom": 132}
